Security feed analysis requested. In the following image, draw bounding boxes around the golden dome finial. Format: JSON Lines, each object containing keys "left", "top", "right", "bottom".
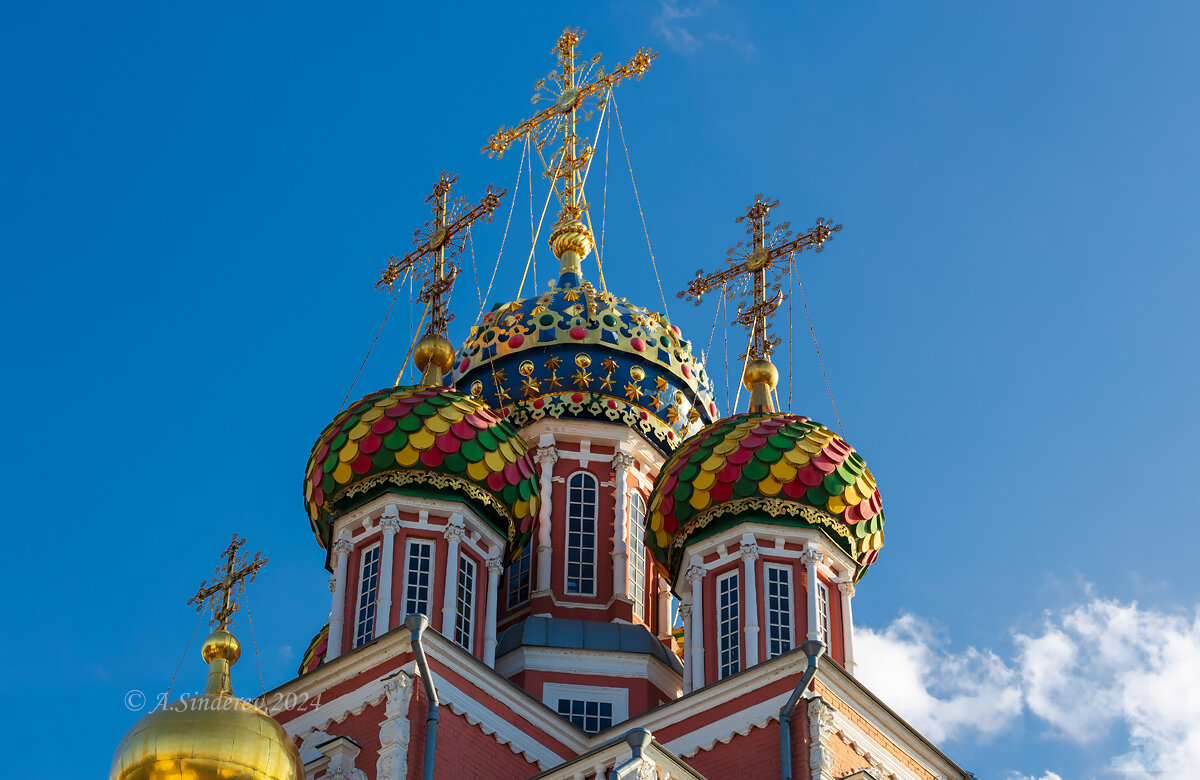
{"left": 111, "top": 535, "right": 301, "bottom": 780}
{"left": 413, "top": 333, "right": 455, "bottom": 387}
{"left": 743, "top": 357, "right": 778, "bottom": 413}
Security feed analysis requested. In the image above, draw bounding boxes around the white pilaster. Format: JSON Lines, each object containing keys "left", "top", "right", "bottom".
{"left": 656, "top": 574, "right": 673, "bottom": 643}
{"left": 685, "top": 564, "right": 707, "bottom": 690}
{"left": 534, "top": 437, "right": 558, "bottom": 594}
{"left": 483, "top": 556, "right": 503, "bottom": 666}
{"left": 739, "top": 536, "right": 760, "bottom": 667}
{"left": 801, "top": 543, "right": 824, "bottom": 642}
{"left": 327, "top": 533, "right": 354, "bottom": 661}
{"left": 441, "top": 515, "right": 466, "bottom": 637}
{"left": 376, "top": 671, "right": 413, "bottom": 780}
{"left": 611, "top": 449, "right": 634, "bottom": 600}
{"left": 680, "top": 601, "right": 693, "bottom": 694}
{"left": 838, "top": 579, "right": 857, "bottom": 675}
{"left": 375, "top": 507, "right": 401, "bottom": 639}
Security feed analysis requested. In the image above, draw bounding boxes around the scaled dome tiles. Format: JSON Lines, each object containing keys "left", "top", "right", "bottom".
{"left": 648, "top": 413, "right": 884, "bottom": 580}
{"left": 452, "top": 284, "right": 719, "bottom": 454}
{"left": 303, "top": 387, "right": 538, "bottom": 555}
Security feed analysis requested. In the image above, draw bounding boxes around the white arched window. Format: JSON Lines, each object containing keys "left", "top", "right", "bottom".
{"left": 627, "top": 492, "right": 648, "bottom": 620}
{"left": 566, "top": 471, "right": 598, "bottom": 596}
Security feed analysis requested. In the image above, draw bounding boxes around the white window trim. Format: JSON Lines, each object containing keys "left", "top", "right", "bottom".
{"left": 716, "top": 569, "right": 740, "bottom": 679}
{"left": 627, "top": 492, "right": 648, "bottom": 621}
{"left": 542, "top": 681, "right": 630, "bottom": 726}
{"left": 401, "top": 538, "right": 437, "bottom": 620}
{"left": 764, "top": 562, "right": 795, "bottom": 659}
{"left": 354, "top": 543, "right": 381, "bottom": 647}
{"left": 506, "top": 542, "right": 533, "bottom": 609}
{"left": 564, "top": 470, "right": 599, "bottom": 597}
{"left": 454, "top": 554, "right": 477, "bottom": 652}
{"left": 817, "top": 579, "right": 832, "bottom": 648}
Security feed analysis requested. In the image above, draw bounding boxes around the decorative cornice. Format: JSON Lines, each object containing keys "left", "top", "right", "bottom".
{"left": 674, "top": 498, "right": 855, "bottom": 554}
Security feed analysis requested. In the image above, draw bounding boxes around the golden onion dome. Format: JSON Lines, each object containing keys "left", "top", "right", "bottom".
{"left": 110, "top": 629, "right": 302, "bottom": 780}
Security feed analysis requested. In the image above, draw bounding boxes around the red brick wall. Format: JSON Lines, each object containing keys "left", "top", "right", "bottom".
{"left": 683, "top": 708, "right": 809, "bottom": 779}
{"left": 405, "top": 683, "right": 540, "bottom": 780}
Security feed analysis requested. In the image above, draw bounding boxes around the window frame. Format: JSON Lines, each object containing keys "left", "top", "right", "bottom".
{"left": 816, "top": 578, "right": 831, "bottom": 649}
{"left": 626, "top": 491, "right": 649, "bottom": 621}
{"left": 764, "top": 562, "right": 794, "bottom": 659}
{"left": 564, "top": 471, "right": 599, "bottom": 597}
{"left": 454, "top": 553, "right": 477, "bottom": 652}
{"left": 506, "top": 542, "right": 533, "bottom": 609}
{"left": 402, "top": 538, "right": 436, "bottom": 620}
{"left": 354, "top": 543, "right": 381, "bottom": 648}
{"left": 542, "top": 682, "right": 629, "bottom": 734}
{"left": 716, "top": 569, "right": 741, "bottom": 679}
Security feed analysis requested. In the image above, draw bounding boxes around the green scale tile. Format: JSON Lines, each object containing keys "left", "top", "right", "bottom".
{"left": 741, "top": 460, "right": 770, "bottom": 482}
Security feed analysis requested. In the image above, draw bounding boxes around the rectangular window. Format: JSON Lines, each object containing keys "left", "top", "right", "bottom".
{"left": 566, "top": 473, "right": 598, "bottom": 595}
{"left": 627, "top": 492, "right": 648, "bottom": 620}
{"left": 354, "top": 545, "right": 381, "bottom": 647}
{"left": 817, "top": 580, "right": 831, "bottom": 648}
{"left": 717, "top": 570, "right": 740, "bottom": 679}
{"left": 454, "top": 555, "right": 476, "bottom": 651}
{"left": 506, "top": 543, "right": 532, "bottom": 609}
{"left": 556, "top": 699, "right": 614, "bottom": 734}
{"left": 766, "top": 564, "right": 794, "bottom": 659}
{"left": 403, "top": 540, "right": 434, "bottom": 619}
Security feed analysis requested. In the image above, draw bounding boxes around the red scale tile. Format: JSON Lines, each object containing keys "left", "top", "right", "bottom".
{"left": 435, "top": 435, "right": 460, "bottom": 454}
{"left": 487, "top": 472, "right": 506, "bottom": 492}
{"left": 798, "top": 464, "right": 825, "bottom": 487}
{"left": 504, "top": 463, "right": 521, "bottom": 484}
{"left": 710, "top": 481, "right": 733, "bottom": 503}
{"left": 782, "top": 479, "right": 807, "bottom": 499}
{"left": 726, "top": 448, "right": 753, "bottom": 465}
{"left": 717, "top": 464, "right": 742, "bottom": 483}
{"left": 359, "top": 433, "right": 382, "bottom": 455}
{"left": 451, "top": 421, "right": 475, "bottom": 439}
{"left": 811, "top": 454, "right": 837, "bottom": 474}
{"left": 372, "top": 417, "right": 397, "bottom": 435}
{"left": 420, "top": 448, "right": 444, "bottom": 468}
{"left": 351, "top": 454, "right": 373, "bottom": 475}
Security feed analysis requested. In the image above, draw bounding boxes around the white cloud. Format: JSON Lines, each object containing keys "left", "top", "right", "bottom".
{"left": 855, "top": 613, "right": 1023, "bottom": 743}
{"left": 856, "top": 597, "right": 1200, "bottom": 779}
{"left": 651, "top": 0, "right": 705, "bottom": 53}
{"left": 1002, "top": 773, "right": 1064, "bottom": 780}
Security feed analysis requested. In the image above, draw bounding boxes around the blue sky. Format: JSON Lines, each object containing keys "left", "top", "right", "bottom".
{"left": 3, "top": 2, "right": 1199, "bottom": 778}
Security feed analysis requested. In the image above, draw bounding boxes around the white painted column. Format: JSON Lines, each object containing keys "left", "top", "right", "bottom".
{"left": 656, "top": 575, "right": 673, "bottom": 643}
{"left": 801, "top": 544, "right": 824, "bottom": 642}
{"left": 838, "top": 579, "right": 857, "bottom": 675}
{"left": 685, "top": 564, "right": 707, "bottom": 690}
{"left": 611, "top": 450, "right": 634, "bottom": 600}
{"left": 739, "top": 535, "right": 760, "bottom": 667}
{"left": 680, "top": 601, "right": 693, "bottom": 694}
{"left": 375, "top": 507, "right": 400, "bottom": 639}
{"left": 441, "top": 516, "right": 466, "bottom": 636}
{"left": 534, "top": 437, "right": 558, "bottom": 594}
{"left": 326, "top": 534, "right": 354, "bottom": 661}
{"left": 376, "top": 671, "right": 413, "bottom": 780}
{"left": 483, "top": 555, "right": 503, "bottom": 666}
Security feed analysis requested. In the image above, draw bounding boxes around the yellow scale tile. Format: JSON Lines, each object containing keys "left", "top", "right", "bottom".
{"left": 827, "top": 495, "right": 846, "bottom": 514}
{"left": 374, "top": 395, "right": 400, "bottom": 409}
{"left": 689, "top": 491, "right": 711, "bottom": 510}
{"left": 360, "top": 407, "right": 385, "bottom": 423}
{"left": 770, "top": 461, "right": 798, "bottom": 481}
{"left": 713, "top": 440, "right": 739, "bottom": 456}
{"left": 843, "top": 485, "right": 862, "bottom": 506}
{"left": 784, "top": 448, "right": 810, "bottom": 466}
{"left": 333, "top": 462, "right": 353, "bottom": 484}
{"left": 693, "top": 470, "right": 716, "bottom": 491}
{"left": 348, "top": 422, "right": 371, "bottom": 441}
{"left": 338, "top": 440, "right": 359, "bottom": 462}
{"left": 395, "top": 446, "right": 420, "bottom": 467}
{"left": 759, "top": 477, "right": 782, "bottom": 496}
{"left": 424, "top": 416, "right": 451, "bottom": 434}
{"left": 700, "top": 454, "right": 725, "bottom": 472}
{"left": 484, "top": 450, "right": 505, "bottom": 471}
{"left": 408, "top": 429, "right": 436, "bottom": 450}
{"left": 467, "top": 460, "right": 490, "bottom": 481}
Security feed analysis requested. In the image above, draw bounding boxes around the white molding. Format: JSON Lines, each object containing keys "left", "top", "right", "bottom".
{"left": 542, "top": 681, "right": 630, "bottom": 725}
{"left": 335, "top": 494, "right": 505, "bottom": 561}
{"left": 674, "top": 523, "right": 857, "bottom": 595}
{"left": 496, "top": 646, "right": 683, "bottom": 700}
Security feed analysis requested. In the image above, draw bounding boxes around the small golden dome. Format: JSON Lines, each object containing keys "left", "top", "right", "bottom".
{"left": 413, "top": 333, "right": 455, "bottom": 387}
{"left": 110, "top": 629, "right": 301, "bottom": 780}
{"left": 742, "top": 358, "right": 779, "bottom": 413}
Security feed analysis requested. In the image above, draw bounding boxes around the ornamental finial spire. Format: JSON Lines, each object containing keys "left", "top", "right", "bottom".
{"left": 679, "top": 195, "right": 842, "bottom": 412}
{"left": 375, "top": 172, "right": 506, "bottom": 386}
{"left": 483, "top": 27, "right": 657, "bottom": 285}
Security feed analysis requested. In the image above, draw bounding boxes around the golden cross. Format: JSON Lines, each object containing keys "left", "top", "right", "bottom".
{"left": 376, "top": 172, "right": 506, "bottom": 337}
{"left": 680, "top": 195, "right": 841, "bottom": 359}
{"left": 482, "top": 28, "right": 657, "bottom": 224}
{"left": 187, "top": 534, "right": 267, "bottom": 631}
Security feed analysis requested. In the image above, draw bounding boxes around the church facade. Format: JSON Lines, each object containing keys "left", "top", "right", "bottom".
{"left": 111, "top": 28, "right": 971, "bottom": 780}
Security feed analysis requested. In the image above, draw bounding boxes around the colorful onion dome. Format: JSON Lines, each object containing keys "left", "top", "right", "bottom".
{"left": 303, "top": 386, "right": 539, "bottom": 557}
{"left": 647, "top": 412, "right": 884, "bottom": 581}
{"left": 451, "top": 283, "right": 720, "bottom": 454}
{"left": 297, "top": 623, "right": 328, "bottom": 676}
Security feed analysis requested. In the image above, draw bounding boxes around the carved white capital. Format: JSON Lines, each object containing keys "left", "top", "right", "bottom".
{"left": 679, "top": 603, "right": 692, "bottom": 620}
{"left": 684, "top": 564, "right": 707, "bottom": 584}
{"left": 837, "top": 580, "right": 856, "bottom": 598}
{"left": 443, "top": 523, "right": 467, "bottom": 543}
{"left": 379, "top": 509, "right": 402, "bottom": 533}
{"left": 332, "top": 537, "right": 354, "bottom": 559}
{"left": 800, "top": 546, "right": 824, "bottom": 567}
{"left": 485, "top": 556, "right": 504, "bottom": 576}
{"left": 612, "top": 452, "right": 635, "bottom": 471}
{"left": 807, "top": 697, "right": 837, "bottom": 780}
{"left": 738, "top": 542, "right": 759, "bottom": 561}
{"left": 534, "top": 447, "right": 559, "bottom": 467}
{"left": 377, "top": 672, "right": 413, "bottom": 780}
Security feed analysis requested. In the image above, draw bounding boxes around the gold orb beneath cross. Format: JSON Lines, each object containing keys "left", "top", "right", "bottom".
{"left": 742, "top": 358, "right": 779, "bottom": 391}
{"left": 413, "top": 334, "right": 455, "bottom": 374}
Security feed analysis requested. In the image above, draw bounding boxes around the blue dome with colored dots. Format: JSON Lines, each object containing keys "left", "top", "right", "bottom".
{"left": 451, "top": 279, "right": 720, "bottom": 454}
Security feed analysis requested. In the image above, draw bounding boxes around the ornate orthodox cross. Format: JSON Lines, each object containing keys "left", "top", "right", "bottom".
{"left": 376, "top": 172, "right": 506, "bottom": 337}
{"left": 188, "top": 534, "right": 267, "bottom": 631}
{"left": 680, "top": 195, "right": 841, "bottom": 359}
{"left": 482, "top": 28, "right": 657, "bottom": 224}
